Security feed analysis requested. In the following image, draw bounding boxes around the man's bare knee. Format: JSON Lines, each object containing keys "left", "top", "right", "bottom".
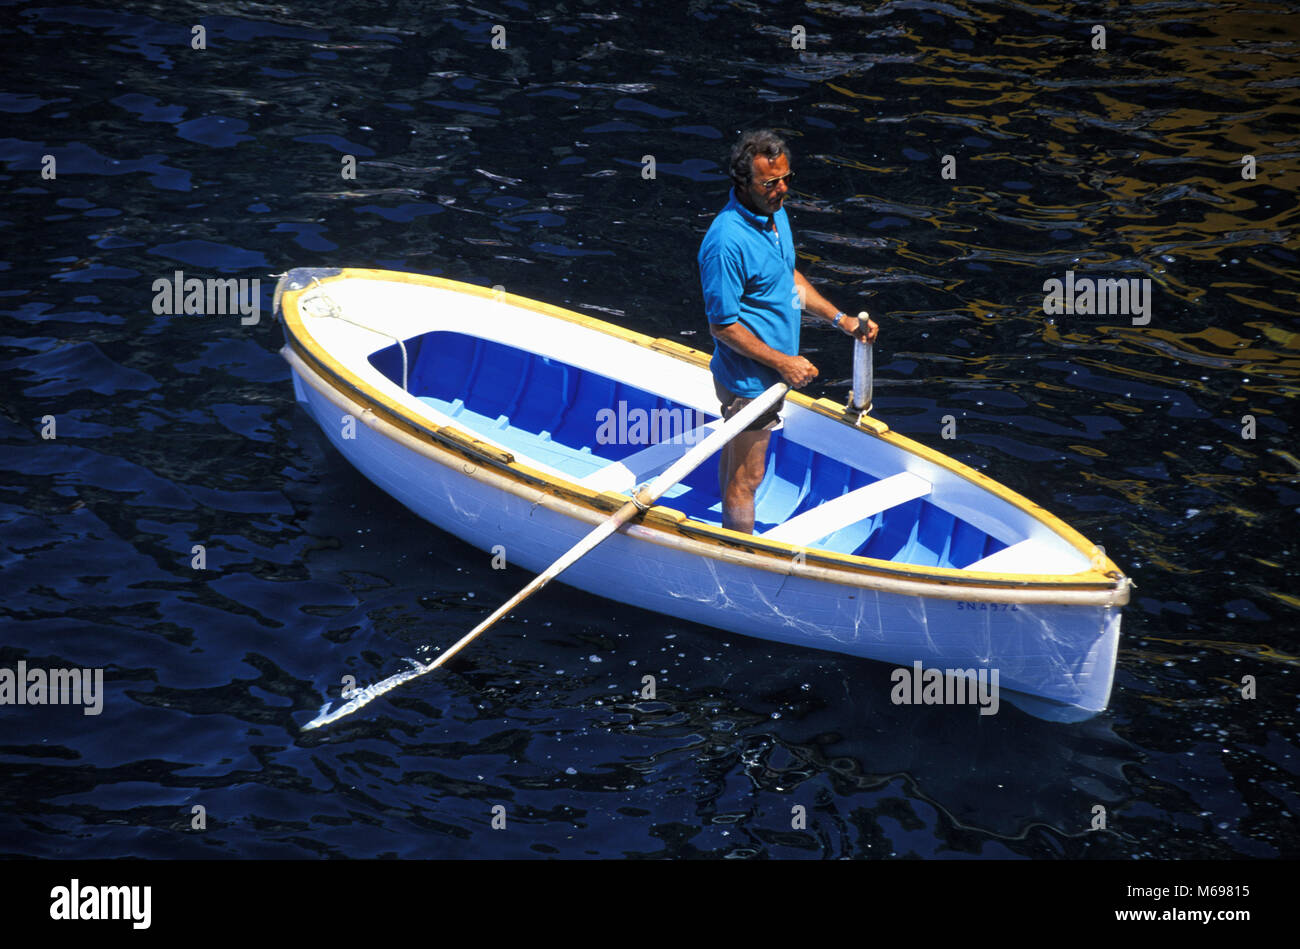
{"left": 732, "top": 466, "right": 764, "bottom": 496}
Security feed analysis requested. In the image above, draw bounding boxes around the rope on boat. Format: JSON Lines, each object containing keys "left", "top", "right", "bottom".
{"left": 305, "top": 276, "right": 409, "bottom": 392}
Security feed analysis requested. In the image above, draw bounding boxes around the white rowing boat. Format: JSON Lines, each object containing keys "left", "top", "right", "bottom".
{"left": 275, "top": 267, "right": 1130, "bottom": 722}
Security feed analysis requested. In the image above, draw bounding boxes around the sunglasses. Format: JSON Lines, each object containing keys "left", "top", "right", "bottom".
{"left": 757, "top": 172, "right": 794, "bottom": 190}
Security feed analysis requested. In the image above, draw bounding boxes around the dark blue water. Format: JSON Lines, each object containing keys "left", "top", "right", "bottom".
{"left": 1, "top": 0, "right": 1297, "bottom": 861}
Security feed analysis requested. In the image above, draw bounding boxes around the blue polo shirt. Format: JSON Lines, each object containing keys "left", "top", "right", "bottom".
{"left": 698, "top": 188, "right": 798, "bottom": 397}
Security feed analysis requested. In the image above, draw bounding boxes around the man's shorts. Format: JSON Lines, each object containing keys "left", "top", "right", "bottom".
{"left": 714, "top": 377, "right": 785, "bottom": 433}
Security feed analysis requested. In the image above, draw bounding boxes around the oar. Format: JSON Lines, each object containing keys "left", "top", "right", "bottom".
{"left": 851, "top": 311, "right": 873, "bottom": 414}
{"left": 301, "top": 379, "right": 790, "bottom": 731}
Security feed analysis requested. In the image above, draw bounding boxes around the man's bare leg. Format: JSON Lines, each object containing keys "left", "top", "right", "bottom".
{"left": 719, "top": 428, "right": 771, "bottom": 533}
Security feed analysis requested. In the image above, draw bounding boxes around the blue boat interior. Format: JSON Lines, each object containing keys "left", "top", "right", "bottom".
{"left": 370, "top": 331, "right": 1007, "bottom": 568}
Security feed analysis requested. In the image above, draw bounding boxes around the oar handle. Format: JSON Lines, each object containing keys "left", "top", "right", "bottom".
{"left": 851, "top": 313, "right": 873, "bottom": 413}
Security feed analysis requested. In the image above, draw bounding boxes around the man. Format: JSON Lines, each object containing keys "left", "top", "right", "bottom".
{"left": 698, "top": 129, "right": 879, "bottom": 534}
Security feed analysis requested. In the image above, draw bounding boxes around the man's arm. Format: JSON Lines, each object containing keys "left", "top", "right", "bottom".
{"left": 793, "top": 268, "right": 879, "bottom": 344}
{"left": 710, "top": 321, "right": 818, "bottom": 388}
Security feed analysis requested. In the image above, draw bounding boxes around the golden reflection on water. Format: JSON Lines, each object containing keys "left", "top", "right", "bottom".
{"left": 1143, "top": 637, "right": 1300, "bottom": 667}
{"left": 808, "top": 1, "right": 1298, "bottom": 427}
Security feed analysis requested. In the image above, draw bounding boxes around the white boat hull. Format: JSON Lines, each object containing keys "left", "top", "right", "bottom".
{"left": 289, "top": 354, "right": 1121, "bottom": 721}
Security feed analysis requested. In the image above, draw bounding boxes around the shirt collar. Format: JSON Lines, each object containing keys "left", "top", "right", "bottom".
{"left": 727, "top": 187, "right": 778, "bottom": 231}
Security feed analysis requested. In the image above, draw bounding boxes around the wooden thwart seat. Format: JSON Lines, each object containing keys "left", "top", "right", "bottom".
{"left": 578, "top": 420, "right": 723, "bottom": 493}
{"left": 762, "top": 471, "right": 932, "bottom": 546}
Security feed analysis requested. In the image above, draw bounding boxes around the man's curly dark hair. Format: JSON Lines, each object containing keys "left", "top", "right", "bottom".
{"left": 728, "top": 129, "right": 791, "bottom": 190}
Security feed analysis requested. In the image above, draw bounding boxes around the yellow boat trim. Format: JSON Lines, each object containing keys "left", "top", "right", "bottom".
{"left": 283, "top": 342, "right": 1127, "bottom": 605}
{"left": 277, "top": 268, "right": 1130, "bottom": 599}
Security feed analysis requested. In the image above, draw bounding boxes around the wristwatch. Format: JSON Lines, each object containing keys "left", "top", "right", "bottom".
{"left": 832, "top": 311, "right": 846, "bottom": 329}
